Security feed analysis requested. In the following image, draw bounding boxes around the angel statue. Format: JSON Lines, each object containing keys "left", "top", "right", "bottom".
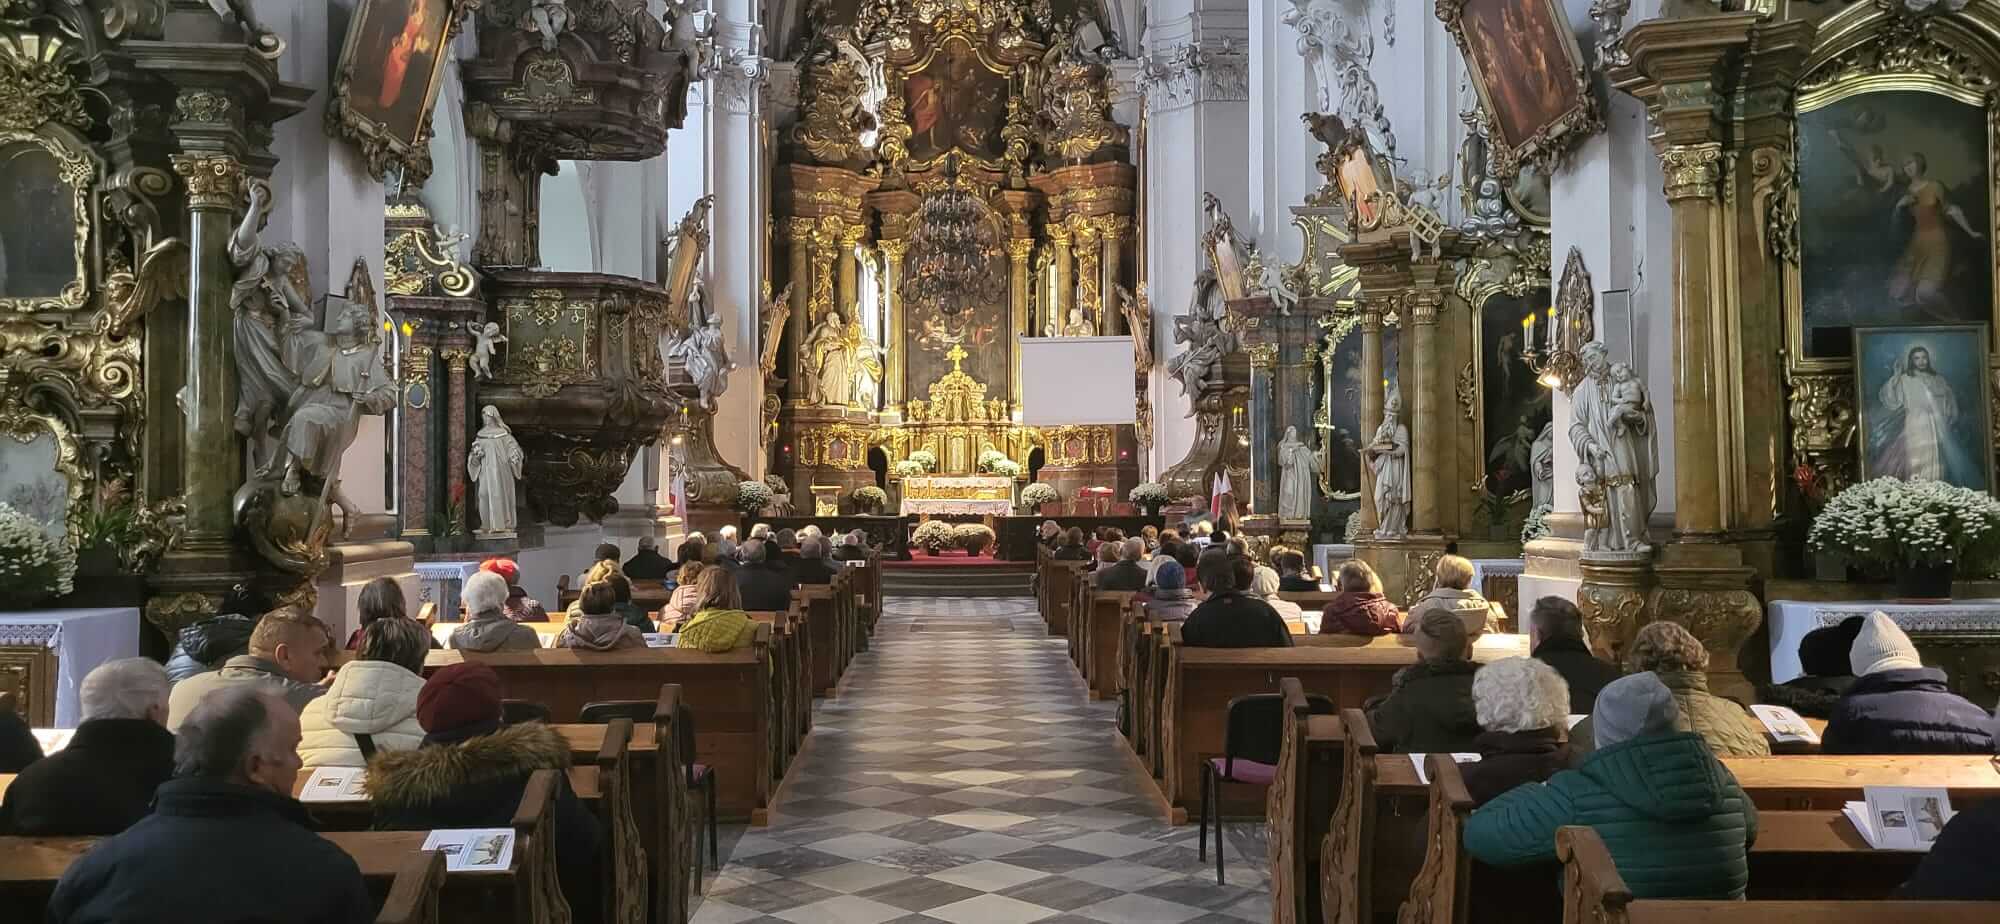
{"left": 1166, "top": 270, "right": 1233, "bottom": 410}
{"left": 528, "top": 0, "right": 571, "bottom": 51}
{"left": 667, "top": 279, "right": 731, "bottom": 410}
{"left": 465, "top": 321, "right": 507, "bottom": 380}
{"left": 1117, "top": 284, "right": 1152, "bottom": 374}
{"left": 229, "top": 181, "right": 309, "bottom": 466}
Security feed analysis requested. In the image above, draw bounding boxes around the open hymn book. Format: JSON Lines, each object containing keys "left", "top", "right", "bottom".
{"left": 1749, "top": 704, "right": 1820, "bottom": 744}
{"left": 1408, "top": 753, "right": 1482, "bottom": 785}
{"left": 1843, "top": 786, "right": 1955, "bottom": 851}
{"left": 298, "top": 767, "right": 369, "bottom": 803}
{"left": 422, "top": 828, "right": 516, "bottom": 872}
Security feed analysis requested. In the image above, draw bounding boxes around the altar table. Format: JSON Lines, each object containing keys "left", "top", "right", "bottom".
{"left": 414, "top": 559, "right": 483, "bottom": 622}
{"left": 899, "top": 475, "right": 1014, "bottom": 516}
{"left": 0, "top": 608, "right": 140, "bottom": 727}
{"left": 1767, "top": 598, "right": 2000, "bottom": 683}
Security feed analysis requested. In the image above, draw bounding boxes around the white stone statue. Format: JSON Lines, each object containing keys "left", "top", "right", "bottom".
{"left": 1366, "top": 390, "right": 1410, "bottom": 538}
{"left": 467, "top": 405, "right": 525, "bottom": 537}
{"left": 528, "top": 0, "right": 571, "bottom": 51}
{"left": 465, "top": 321, "right": 506, "bottom": 380}
{"left": 260, "top": 298, "right": 397, "bottom": 497}
{"left": 1568, "top": 342, "right": 1658, "bottom": 555}
{"left": 229, "top": 181, "right": 309, "bottom": 467}
{"left": 1166, "top": 271, "right": 1233, "bottom": 409}
{"left": 1277, "top": 426, "right": 1318, "bottom": 520}
{"left": 1060, "top": 308, "right": 1096, "bottom": 337}
{"left": 803, "top": 309, "right": 854, "bottom": 406}
{"left": 849, "top": 317, "right": 884, "bottom": 408}
{"left": 668, "top": 280, "right": 731, "bottom": 409}
{"left": 1530, "top": 420, "right": 1555, "bottom": 509}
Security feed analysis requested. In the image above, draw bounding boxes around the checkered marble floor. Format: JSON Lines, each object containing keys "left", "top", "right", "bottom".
{"left": 691, "top": 595, "right": 1272, "bottom": 924}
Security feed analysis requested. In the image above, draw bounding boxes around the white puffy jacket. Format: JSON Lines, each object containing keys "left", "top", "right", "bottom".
{"left": 297, "top": 659, "right": 427, "bottom": 768}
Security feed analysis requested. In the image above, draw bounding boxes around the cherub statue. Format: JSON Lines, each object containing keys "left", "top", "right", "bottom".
{"left": 1607, "top": 362, "right": 1648, "bottom": 437}
{"left": 528, "top": 0, "right": 571, "bottom": 51}
{"left": 466, "top": 321, "right": 506, "bottom": 380}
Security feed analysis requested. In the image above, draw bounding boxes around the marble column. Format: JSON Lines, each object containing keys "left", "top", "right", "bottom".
{"left": 398, "top": 333, "right": 436, "bottom": 540}
{"left": 1358, "top": 301, "right": 1385, "bottom": 534}
{"left": 171, "top": 154, "right": 245, "bottom": 548}
{"left": 838, "top": 224, "right": 865, "bottom": 322}
{"left": 1049, "top": 223, "right": 1073, "bottom": 336}
{"left": 1408, "top": 288, "right": 1444, "bottom": 535}
{"left": 880, "top": 239, "right": 908, "bottom": 407}
{"left": 1098, "top": 216, "right": 1129, "bottom": 335}
{"left": 787, "top": 218, "right": 815, "bottom": 385}
{"left": 441, "top": 344, "right": 473, "bottom": 515}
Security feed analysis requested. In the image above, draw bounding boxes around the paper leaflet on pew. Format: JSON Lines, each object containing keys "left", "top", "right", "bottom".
{"left": 30, "top": 729, "right": 73, "bottom": 754}
{"left": 1749, "top": 704, "right": 1820, "bottom": 744}
{"left": 1409, "top": 753, "right": 1482, "bottom": 785}
{"left": 643, "top": 633, "right": 681, "bottom": 648}
{"left": 422, "top": 828, "right": 516, "bottom": 872}
{"left": 298, "top": 766, "right": 370, "bottom": 802}
{"left": 1565, "top": 715, "right": 1587, "bottom": 731}
{"left": 1843, "top": 786, "right": 1955, "bottom": 851}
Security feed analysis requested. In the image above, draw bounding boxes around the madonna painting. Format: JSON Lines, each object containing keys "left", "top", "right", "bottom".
{"left": 335, "top": 0, "right": 455, "bottom": 147}
{"left": 1854, "top": 324, "right": 1993, "bottom": 492}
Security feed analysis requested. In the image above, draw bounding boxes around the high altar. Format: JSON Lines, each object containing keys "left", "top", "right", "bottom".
{"left": 767, "top": 3, "right": 1143, "bottom": 511}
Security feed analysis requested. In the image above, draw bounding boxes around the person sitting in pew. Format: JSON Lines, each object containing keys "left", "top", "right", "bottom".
{"left": 1052, "top": 527, "right": 1091, "bottom": 561}
{"left": 773, "top": 528, "right": 799, "bottom": 552}
{"left": 163, "top": 585, "right": 265, "bottom": 684}
{"left": 623, "top": 535, "right": 673, "bottom": 581}
{"left": 1526, "top": 596, "right": 1619, "bottom": 715}
{"left": 1140, "top": 524, "right": 1160, "bottom": 553}
{"left": 1146, "top": 560, "right": 1198, "bottom": 622}
{"left": 1822, "top": 612, "right": 1997, "bottom": 755}
{"left": 680, "top": 568, "right": 760, "bottom": 652}
{"left": 367, "top": 664, "right": 605, "bottom": 924}
{"left": 1570, "top": 621, "right": 1769, "bottom": 761}
{"left": 604, "top": 573, "right": 653, "bottom": 632}
{"left": 793, "top": 535, "right": 842, "bottom": 586}
{"left": 1037, "top": 520, "right": 1062, "bottom": 549}
{"left": 1181, "top": 553, "right": 1293, "bottom": 648}
{"left": 1465, "top": 672, "right": 1757, "bottom": 899}
{"left": 48, "top": 687, "right": 374, "bottom": 923}
{"left": 1463, "top": 657, "right": 1572, "bottom": 805}
{"left": 1405, "top": 554, "right": 1504, "bottom": 638}
{"left": 712, "top": 537, "right": 740, "bottom": 572}
{"left": 1320, "top": 560, "right": 1401, "bottom": 636}
{"left": 167, "top": 609, "right": 333, "bottom": 729}
{"left": 1088, "top": 538, "right": 1120, "bottom": 575}
{"left": 1366, "top": 608, "right": 1482, "bottom": 753}
{"left": 832, "top": 530, "right": 870, "bottom": 562}
{"left": 1, "top": 658, "right": 173, "bottom": 835}
{"left": 735, "top": 539, "right": 796, "bottom": 611}
{"left": 1095, "top": 539, "right": 1151, "bottom": 592}
{"left": 1144, "top": 534, "right": 1180, "bottom": 584}
{"left": 1898, "top": 799, "right": 2000, "bottom": 901}
{"left": 343, "top": 577, "right": 440, "bottom": 652}
{"left": 479, "top": 558, "right": 550, "bottom": 623}
{"left": 299, "top": 617, "right": 429, "bottom": 768}
{"left": 1248, "top": 565, "right": 1307, "bottom": 631}
{"left": 449, "top": 572, "right": 543, "bottom": 652}
{"left": 0, "top": 698, "right": 36, "bottom": 773}
{"left": 557, "top": 581, "right": 647, "bottom": 652}
{"left": 1275, "top": 549, "right": 1318, "bottom": 592}
{"left": 663, "top": 561, "right": 706, "bottom": 629}
{"left": 674, "top": 533, "right": 709, "bottom": 568}
{"left": 1758, "top": 616, "right": 1863, "bottom": 720}
{"left": 590, "top": 542, "right": 621, "bottom": 575}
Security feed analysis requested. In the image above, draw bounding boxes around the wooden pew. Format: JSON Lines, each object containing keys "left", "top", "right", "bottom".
{"left": 1043, "top": 560, "right": 1081, "bottom": 640}
{"left": 552, "top": 686, "right": 694, "bottom": 924}
{"left": 1555, "top": 825, "right": 1997, "bottom": 924}
{"left": 422, "top": 627, "right": 775, "bottom": 823}
{"left": 1158, "top": 628, "right": 1529, "bottom": 821}
{"left": 557, "top": 574, "right": 674, "bottom": 612}
{"left": 1316, "top": 709, "right": 1429, "bottom": 924}
{"left": 797, "top": 585, "right": 841, "bottom": 697}
{"left": 376, "top": 850, "right": 448, "bottom": 924}
{"left": 1080, "top": 589, "right": 1135, "bottom": 700}
{"left": 1270, "top": 679, "right": 1345, "bottom": 924}
{"left": 747, "top": 608, "right": 808, "bottom": 776}
{"left": 849, "top": 555, "right": 882, "bottom": 649}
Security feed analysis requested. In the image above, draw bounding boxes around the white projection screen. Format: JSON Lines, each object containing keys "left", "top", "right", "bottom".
{"left": 1017, "top": 336, "right": 1136, "bottom": 426}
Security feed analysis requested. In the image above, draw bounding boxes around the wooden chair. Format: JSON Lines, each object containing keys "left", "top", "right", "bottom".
{"left": 501, "top": 699, "right": 551, "bottom": 725}
{"left": 374, "top": 850, "right": 447, "bottom": 924}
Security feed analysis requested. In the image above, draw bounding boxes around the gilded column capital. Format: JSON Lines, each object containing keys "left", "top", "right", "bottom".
{"left": 1246, "top": 343, "right": 1279, "bottom": 370}
{"left": 1007, "top": 238, "right": 1035, "bottom": 262}
{"left": 171, "top": 153, "right": 243, "bottom": 211}
{"left": 879, "top": 238, "right": 908, "bottom": 262}
{"left": 1047, "top": 224, "right": 1073, "bottom": 246}
{"left": 787, "top": 216, "right": 816, "bottom": 243}
{"left": 439, "top": 347, "right": 471, "bottom": 374}
{"left": 1092, "top": 214, "right": 1130, "bottom": 239}
{"left": 1407, "top": 290, "right": 1444, "bottom": 326}
{"left": 838, "top": 224, "right": 867, "bottom": 248}
{"left": 1660, "top": 142, "right": 1724, "bottom": 202}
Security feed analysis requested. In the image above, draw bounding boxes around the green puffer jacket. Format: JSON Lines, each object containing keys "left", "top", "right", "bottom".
{"left": 1463, "top": 731, "right": 1758, "bottom": 899}
{"left": 1569, "top": 669, "right": 1770, "bottom": 762}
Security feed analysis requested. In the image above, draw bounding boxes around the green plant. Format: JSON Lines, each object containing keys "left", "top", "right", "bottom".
{"left": 1474, "top": 486, "right": 1526, "bottom": 528}
{"left": 1809, "top": 477, "right": 2000, "bottom": 573}
{"left": 0, "top": 502, "right": 75, "bottom": 602}
{"left": 1020, "top": 483, "right": 1061, "bottom": 508}
{"left": 430, "top": 482, "right": 468, "bottom": 538}
{"left": 1520, "top": 503, "right": 1552, "bottom": 544}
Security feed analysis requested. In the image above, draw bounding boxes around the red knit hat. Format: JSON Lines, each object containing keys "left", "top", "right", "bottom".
{"left": 416, "top": 663, "right": 504, "bottom": 733}
{"left": 479, "top": 558, "right": 520, "bottom": 585}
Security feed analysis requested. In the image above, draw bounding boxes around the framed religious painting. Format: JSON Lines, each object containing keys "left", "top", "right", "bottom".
{"left": 901, "top": 37, "right": 1010, "bottom": 168}
{"left": 1334, "top": 141, "right": 1396, "bottom": 233}
{"left": 327, "top": 0, "right": 467, "bottom": 179}
{"left": 0, "top": 132, "right": 96, "bottom": 312}
{"left": 1793, "top": 78, "right": 1994, "bottom": 362}
{"left": 1852, "top": 324, "right": 1994, "bottom": 492}
{"left": 1436, "top": 0, "right": 1600, "bottom": 177}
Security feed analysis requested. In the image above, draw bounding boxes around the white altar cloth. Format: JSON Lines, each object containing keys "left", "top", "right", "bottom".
{"left": 900, "top": 475, "right": 1014, "bottom": 516}
{"left": 1766, "top": 598, "right": 2000, "bottom": 683}
{"left": 415, "top": 560, "right": 483, "bottom": 622}
{"left": 0, "top": 607, "right": 140, "bottom": 727}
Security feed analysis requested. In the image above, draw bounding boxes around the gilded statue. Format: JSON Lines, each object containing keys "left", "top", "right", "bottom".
{"left": 759, "top": 282, "right": 793, "bottom": 379}
{"left": 1117, "top": 284, "right": 1152, "bottom": 374}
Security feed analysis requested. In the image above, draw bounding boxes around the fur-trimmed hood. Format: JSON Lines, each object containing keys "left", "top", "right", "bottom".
{"left": 364, "top": 721, "right": 571, "bottom": 807}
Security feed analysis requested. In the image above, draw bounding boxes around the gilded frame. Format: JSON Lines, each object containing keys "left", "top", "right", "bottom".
{"left": 886, "top": 33, "right": 1021, "bottom": 175}
{"left": 1435, "top": 0, "right": 1602, "bottom": 178}
{"left": 0, "top": 399, "right": 87, "bottom": 549}
{"left": 0, "top": 128, "right": 97, "bottom": 313}
{"left": 324, "top": 0, "right": 472, "bottom": 181}
{"left": 1851, "top": 322, "right": 1995, "bottom": 492}
{"left": 1457, "top": 244, "right": 1555, "bottom": 505}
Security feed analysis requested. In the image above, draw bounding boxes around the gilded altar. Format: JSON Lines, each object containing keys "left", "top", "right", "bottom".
{"left": 899, "top": 475, "right": 1015, "bottom": 516}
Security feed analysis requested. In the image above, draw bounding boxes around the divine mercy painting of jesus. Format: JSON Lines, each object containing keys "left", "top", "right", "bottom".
{"left": 1855, "top": 323, "right": 1993, "bottom": 492}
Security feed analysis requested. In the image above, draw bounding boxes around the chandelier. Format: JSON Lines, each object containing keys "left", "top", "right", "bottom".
{"left": 900, "top": 176, "right": 1003, "bottom": 317}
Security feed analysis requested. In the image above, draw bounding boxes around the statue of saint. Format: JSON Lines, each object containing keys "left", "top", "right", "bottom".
{"left": 1061, "top": 308, "right": 1096, "bottom": 337}
{"left": 1568, "top": 342, "right": 1657, "bottom": 554}
{"left": 804, "top": 309, "right": 855, "bottom": 406}
{"left": 849, "top": 317, "right": 884, "bottom": 408}
{"left": 1166, "top": 271, "right": 1233, "bottom": 410}
{"left": 668, "top": 280, "right": 731, "bottom": 409}
{"left": 1366, "top": 391, "right": 1410, "bottom": 538}
{"left": 229, "top": 182, "right": 307, "bottom": 462}
{"left": 1276, "top": 426, "right": 1318, "bottom": 520}
{"left": 467, "top": 405, "right": 525, "bottom": 536}
{"left": 261, "top": 299, "right": 397, "bottom": 497}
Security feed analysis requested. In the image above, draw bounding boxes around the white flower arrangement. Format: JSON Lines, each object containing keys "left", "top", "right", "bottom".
{"left": 1129, "top": 482, "right": 1171, "bottom": 505}
{"left": 1343, "top": 511, "right": 1361, "bottom": 542}
{"left": 951, "top": 522, "right": 996, "bottom": 554}
{"left": 1020, "top": 483, "right": 1061, "bottom": 508}
{"left": 1808, "top": 477, "right": 2000, "bottom": 573}
{"left": 735, "top": 480, "right": 775, "bottom": 512}
{"left": 987, "top": 458, "right": 1022, "bottom": 478}
{"left": 907, "top": 450, "right": 938, "bottom": 473}
{"left": 1520, "top": 503, "right": 1553, "bottom": 545}
{"left": 912, "top": 519, "right": 956, "bottom": 553}
{"left": 892, "top": 460, "right": 927, "bottom": 478}
{"left": 0, "top": 502, "right": 75, "bottom": 603}
{"left": 851, "top": 486, "right": 888, "bottom": 509}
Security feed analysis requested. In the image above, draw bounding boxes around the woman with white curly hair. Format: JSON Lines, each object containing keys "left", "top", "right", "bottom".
{"left": 1461, "top": 657, "right": 1573, "bottom": 804}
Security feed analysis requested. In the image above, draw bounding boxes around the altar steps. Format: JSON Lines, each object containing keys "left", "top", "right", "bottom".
{"left": 882, "top": 564, "right": 1036, "bottom": 598}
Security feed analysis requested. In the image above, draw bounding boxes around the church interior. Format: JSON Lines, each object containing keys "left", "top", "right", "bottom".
{"left": 3, "top": 0, "right": 2000, "bottom": 920}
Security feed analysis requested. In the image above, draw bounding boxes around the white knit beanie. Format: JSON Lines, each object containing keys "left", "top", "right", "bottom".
{"left": 1849, "top": 611, "right": 1924, "bottom": 677}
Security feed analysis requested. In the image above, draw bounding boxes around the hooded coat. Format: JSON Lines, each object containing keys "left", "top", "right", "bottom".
{"left": 449, "top": 612, "right": 542, "bottom": 652}
{"left": 1320, "top": 591, "right": 1401, "bottom": 636}
{"left": 558, "top": 612, "right": 647, "bottom": 652}
{"left": 366, "top": 722, "right": 604, "bottom": 924}
{"left": 297, "top": 659, "right": 428, "bottom": 768}
{"left": 1405, "top": 587, "right": 1504, "bottom": 637}
{"left": 1464, "top": 731, "right": 1759, "bottom": 899}
{"left": 1365, "top": 658, "right": 1483, "bottom": 754}
{"left": 1569, "top": 669, "right": 1770, "bottom": 762}
{"left": 1820, "top": 667, "right": 1997, "bottom": 755}
{"left": 163, "top": 614, "right": 257, "bottom": 684}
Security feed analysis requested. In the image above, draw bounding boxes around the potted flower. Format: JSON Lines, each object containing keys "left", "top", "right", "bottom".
{"left": 911, "top": 519, "right": 956, "bottom": 555}
{"left": 952, "top": 522, "right": 996, "bottom": 555}
{"left": 0, "top": 502, "right": 76, "bottom": 607}
{"left": 736, "top": 479, "right": 774, "bottom": 517}
{"left": 851, "top": 485, "right": 889, "bottom": 515}
{"left": 907, "top": 450, "right": 938, "bottom": 474}
{"left": 1020, "top": 482, "right": 1060, "bottom": 514}
{"left": 1808, "top": 477, "right": 2000, "bottom": 599}
{"left": 1129, "top": 482, "right": 1171, "bottom": 518}
{"left": 892, "top": 459, "right": 926, "bottom": 479}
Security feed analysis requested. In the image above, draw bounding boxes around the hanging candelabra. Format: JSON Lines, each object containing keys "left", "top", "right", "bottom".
{"left": 900, "top": 161, "right": 1003, "bottom": 317}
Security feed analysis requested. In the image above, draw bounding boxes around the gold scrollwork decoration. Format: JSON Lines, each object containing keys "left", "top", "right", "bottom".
{"left": 0, "top": 30, "right": 88, "bottom": 131}
{"left": 1659, "top": 142, "right": 1723, "bottom": 202}
{"left": 1748, "top": 145, "right": 1798, "bottom": 265}
{"left": 0, "top": 392, "right": 88, "bottom": 547}
{"left": 1456, "top": 360, "right": 1476, "bottom": 420}
{"left": 170, "top": 152, "right": 242, "bottom": 211}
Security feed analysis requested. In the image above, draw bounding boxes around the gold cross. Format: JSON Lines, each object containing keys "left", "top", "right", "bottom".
{"left": 946, "top": 343, "right": 967, "bottom": 372}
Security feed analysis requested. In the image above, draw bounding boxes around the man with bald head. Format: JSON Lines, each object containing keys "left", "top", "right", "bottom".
{"left": 167, "top": 608, "right": 332, "bottom": 729}
{"left": 48, "top": 687, "right": 373, "bottom": 922}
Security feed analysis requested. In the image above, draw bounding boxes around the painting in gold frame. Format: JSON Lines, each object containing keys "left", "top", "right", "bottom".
{"left": 1853, "top": 323, "right": 1994, "bottom": 492}
{"left": 1437, "top": 0, "right": 1600, "bottom": 177}
{"left": 0, "top": 132, "right": 95, "bottom": 313}
{"left": 1335, "top": 143, "right": 1394, "bottom": 231}
{"left": 902, "top": 37, "right": 1010, "bottom": 166}
{"left": 327, "top": 0, "right": 464, "bottom": 178}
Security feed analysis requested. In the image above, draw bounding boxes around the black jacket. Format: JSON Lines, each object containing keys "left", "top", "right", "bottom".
{"left": 1180, "top": 593, "right": 1294, "bottom": 648}
{"left": 623, "top": 548, "right": 674, "bottom": 580}
{"left": 368, "top": 722, "right": 606, "bottom": 924}
{"left": 46, "top": 778, "right": 372, "bottom": 924}
{"left": 1094, "top": 560, "right": 1150, "bottom": 592}
{"left": 1051, "top": 543, "right": 1091, "bottom": 561}
{"left": 1821, "top": 667, "right": 1997, "bottom": 755}
{"left": 1900, "top": 799, "right": 2000, "bottom": 900}
{"left": 1278, "top": 575, "right": 1319, "bottom": 593}
{"left": 831, "top": 545, "right": 868, "bottom": 562}
{"left": 0, "top": 708, "right": 38, "bottom": 773}
{"left": 0, "top": 718, "right": 174, "bottom": 836}
{"left": 792, "top": 557, "right": 842, "bottom": 587}
{"left": 1459, "top": 727, "right": 1569, "bottom": 805}
{"left": 1365, "top": 659, "right": 1483, "bottom": 754}
{"left": 163, "top": 613, "right": 256, "bottom": 684}
{"left": 737, "top": 563, "right": 797, "bottom": 612}
{"left": 1758, "top": 675, "right": 1854, "bottom": 720}
{"left": 1532, "top": 635, "right": 1622, "bottom": 715}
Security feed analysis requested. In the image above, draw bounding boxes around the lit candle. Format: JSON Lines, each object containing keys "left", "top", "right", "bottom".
{"left": 1522, "top": 312, "right": 1535, "bottom": 346}
{"left": 1545, "top": 306, "right": 1556, "bottom": 347}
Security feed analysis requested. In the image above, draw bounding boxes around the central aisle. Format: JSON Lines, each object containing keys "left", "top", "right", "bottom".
{"left": 692, "top": 596, "right": 1272, "bottom": 924}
